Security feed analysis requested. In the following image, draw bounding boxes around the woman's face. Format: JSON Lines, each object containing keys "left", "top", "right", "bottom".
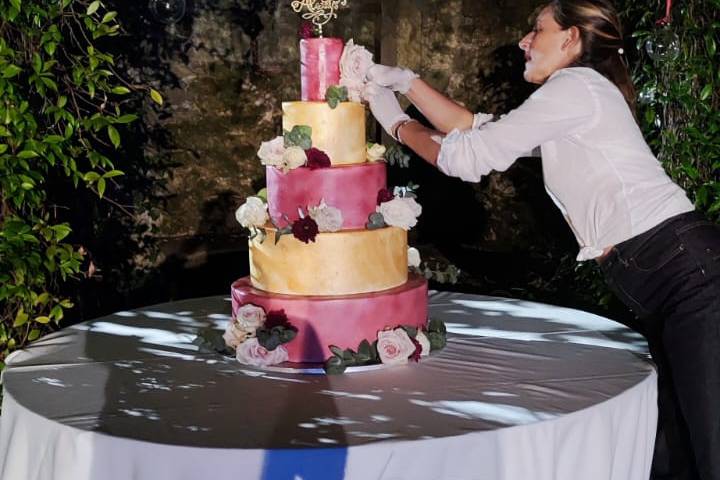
{"left": 518, "top": 6, "right": 580, "bottom": 84}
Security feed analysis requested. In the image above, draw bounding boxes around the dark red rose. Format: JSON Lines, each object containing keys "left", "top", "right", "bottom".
{"left": 298, "top": 21, "right": 315, "bottom": 39}
{"left": 265, "top": 309, "right": 293, "bottom": 329}
{"left": 377, "top": 188, "right": 394, "bottom": 205}
{"left": 306, "top": 148, "right": 331, "bottom": 169}
{"left": 409, "top": 336, "right": 422, "bottom": 362}
{"left": 291, "top": 216, "right": 319, "bottom": 243}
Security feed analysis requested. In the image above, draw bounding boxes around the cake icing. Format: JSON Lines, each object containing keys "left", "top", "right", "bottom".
{"left": 232, "top": 275, "right": 428, "bottom": 363}
{"left": 266, "top": 161, "right": 386, "bottom": 229}
{"left": 282, "top": 101, "right": 366, "bottom": 165}
{"left": 300, "top": 37, "right": 344, "bottom": 101}
{"left": 228, "top": 36, "right": 442, "bottom": 369}
{"left": 249, "top": 226, "right": 408, "bottom": 296}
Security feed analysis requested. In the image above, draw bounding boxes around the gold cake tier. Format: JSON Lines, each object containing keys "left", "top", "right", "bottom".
{"left": 249, "top": 226, "right": 408, "bottom": 296}
{"left": 282, "top": 101, "right": 366, "bottom": 165}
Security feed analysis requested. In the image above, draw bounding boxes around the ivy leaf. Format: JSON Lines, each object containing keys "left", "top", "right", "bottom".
{"left": 18, "top": 150, "right": 39, "bottom": 159}
{"left": 2, "top": 65, "right": 22, "bottom": 78}
{"left": 13, "top": 309, "right": 28, "bottom": 327}
{"left": 102, "top": 169, "right": 124, "bottom": 179}
{"left": 102, "top": 11, "right": 117, "bottom": 23}
{"left": 44, "top": 42, "right": 57, "bottom": 56}
{"left": 52, "top": 224, "right": 72, "bottom": 241}
{"left": 149, "top": 88, "right": 163, "bottom": 105}
{"left": 112, "top": 86, "right": 131, "bottom": 95}
{"left": 705, "top": 33, "right": 717, "bottom": 57}
{"left": 283, "top": 125, "right": 312, "bottom": 150}
{"left": 107, "top": 125, "right": 120, "bottom": 148}
{"left": 325, "top": 85, "right": 348, "bottom": 109}
{"left": 83, "top": 171, "right": 101, "bottom": 182}
{"left": 87, "top": 1, "right": 100, "bottom": 15}
{"left": 97, "top": 177, "right": 106, "bottom": 197}
{"left": 9, "top": 0, "right": 21, "bottom": 12}
{"left": 35, "top": 316, "right": 51, "bottom": 325}
{"left": 700, "top": 84, "right": 712, "bottom": 101}
{"left": 44, "top": 135, "right": 64, "bottom": 144}
{"left": 114, "top": 114, "right": 137, "bottom": 123}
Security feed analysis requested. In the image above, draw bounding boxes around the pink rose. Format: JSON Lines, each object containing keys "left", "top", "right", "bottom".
{"left": 377, "top": 328, "right": 416, "bottom": 366}
{"left": 235, "top": 338, "right": 289, "bottom": 367}
{"left": 223, "top": 323, "right": 252, "bottom": 350}
{"left": 235, "top": 303, "right": 266, "bottom": 331}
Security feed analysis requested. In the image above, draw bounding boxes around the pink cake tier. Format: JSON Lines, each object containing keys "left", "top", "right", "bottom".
{"left": 231, "top": 274, "right": 428, "bottom": 363}
{"left": 300, "top": 37, "right": 344, "bottom": 101}
{"left": 266, "top": 162, "right": 385, "bottom": 229}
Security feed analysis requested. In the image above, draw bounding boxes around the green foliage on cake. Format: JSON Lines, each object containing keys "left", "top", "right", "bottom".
{"left": 325, "top": 85, "right": 349, "bottom": 109}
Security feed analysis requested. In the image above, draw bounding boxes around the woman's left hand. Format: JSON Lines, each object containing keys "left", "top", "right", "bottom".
{"left": 366, "top": 64, "right": 418, "bottom": 94}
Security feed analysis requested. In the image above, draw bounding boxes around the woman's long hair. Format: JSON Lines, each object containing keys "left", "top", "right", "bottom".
{"left": 548, "top": 0, "right": 636, "bottom": 115}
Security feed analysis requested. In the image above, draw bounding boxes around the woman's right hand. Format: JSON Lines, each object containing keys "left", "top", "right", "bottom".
{"left": 366, "top": 84, "right": 410, "bottom": 139}
{"left": 366, "top": 64, "right": 418, "bottom": 94}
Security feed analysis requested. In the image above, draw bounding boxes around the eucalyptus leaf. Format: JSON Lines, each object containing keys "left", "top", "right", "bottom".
{"left": 329, "top": 345, "right": 345, "bottom": 358}
{"left": 427, "top": 331, "right": 447, "bottom": 351}
{"left": 324, "top": 355, "right": 347, "bottom": 375}
{"left": 366, "top": 212, "right": 387, "bottom": 230}
{"left": 428, "top": 318, "right": 447, "bottom": 334}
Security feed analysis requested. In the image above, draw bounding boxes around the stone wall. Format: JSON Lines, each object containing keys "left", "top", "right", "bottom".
{"left": 139, "top": 0, "right": 574, "bottom": 293}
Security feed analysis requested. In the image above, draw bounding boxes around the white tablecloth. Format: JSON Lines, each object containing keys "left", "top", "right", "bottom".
{"left": 0, "top": 291, "right": 657, "bottom": 480}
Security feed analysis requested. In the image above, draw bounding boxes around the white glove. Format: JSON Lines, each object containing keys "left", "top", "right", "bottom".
{"left": 366, "top": 84, "right": 410, "bottom": 140}
{"left": 366, "top": 64, "right": 418, "bottom": 95}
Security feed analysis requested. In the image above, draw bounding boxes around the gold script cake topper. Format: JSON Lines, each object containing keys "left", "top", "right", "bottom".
{"left": 291, "top": 0, "right": 348, "bottom": 36}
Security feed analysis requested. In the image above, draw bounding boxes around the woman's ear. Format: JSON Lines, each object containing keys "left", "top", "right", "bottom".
{"left": 563, "top": 26, "right": 582, "bottom": 51}
{"left": 562, "top": 26, "right": 582, "bottom": 55}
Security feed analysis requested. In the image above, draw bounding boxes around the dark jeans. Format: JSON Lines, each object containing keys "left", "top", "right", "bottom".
{"left": 598, "top": 210, "right": 720, "bottom": 480}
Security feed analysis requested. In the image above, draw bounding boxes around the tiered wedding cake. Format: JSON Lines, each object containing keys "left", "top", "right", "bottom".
{"left": 228, "top": 36, "right": 440, "bottom": 370}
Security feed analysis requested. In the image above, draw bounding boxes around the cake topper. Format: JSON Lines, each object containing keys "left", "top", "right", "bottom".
{"left": 291, "top": 0, "right": 348, "bottom": 36}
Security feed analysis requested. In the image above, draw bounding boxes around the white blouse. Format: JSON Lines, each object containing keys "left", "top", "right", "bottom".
{"left": 437, "top": 67, "right": 694, "bottom": 261}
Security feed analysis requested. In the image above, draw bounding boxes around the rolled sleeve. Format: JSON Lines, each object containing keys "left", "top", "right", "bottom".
{"left": 437, "top": 69, "right": 597, "bottom": 183}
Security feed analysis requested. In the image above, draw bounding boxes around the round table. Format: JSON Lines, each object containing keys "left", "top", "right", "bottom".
{"left": 0, "top": 291, "right": 657, "bottom": 480}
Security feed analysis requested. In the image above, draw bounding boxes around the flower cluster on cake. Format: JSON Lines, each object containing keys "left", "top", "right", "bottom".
{"left": 227, "top": 29, "right": 446, "bottom": 373}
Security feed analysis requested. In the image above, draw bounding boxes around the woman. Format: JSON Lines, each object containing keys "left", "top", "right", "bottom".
{"left": 365, "top": 0, "right": 720, "bottom": 479}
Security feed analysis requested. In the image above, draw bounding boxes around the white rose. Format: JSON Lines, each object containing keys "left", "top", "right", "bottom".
{"left": 235, "top": 197, "right": 269, "bottom": 228}
{"left": 257, "top": 136, "right": 285, "bottom": 167}
{"left": 281, "top": 146, "right": 307, "bottom": 173}
{"left": 340, "top": 76, "right": 367, "bottom": 103}
{"left": 407, "top": 247, "right": 421, "bottom": 268}
{"left": 308, "top": 200, "right": 343, "bottom": 232}
{"left": 377, "top": 328, "right": 416, "bottom": 366}
{"left": 376, "top": 196, "right": 422, "bottom": 230}
{"left": 235, "top": 303, "right": 266, "bottom": 331}
{"left": 415, "top": 330, "right": 431, "bottom": 356}
{"left": 236, "top": 338, "right": 289, "bottom": 367}
{"left": 223, "top": 322, "right": 252, "bottom": 350}
{"left": 366, "top": 143, "right": 386, "bottom": 162}
{"left": 340, "top": 39, "right": 374, "bottom": 86}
